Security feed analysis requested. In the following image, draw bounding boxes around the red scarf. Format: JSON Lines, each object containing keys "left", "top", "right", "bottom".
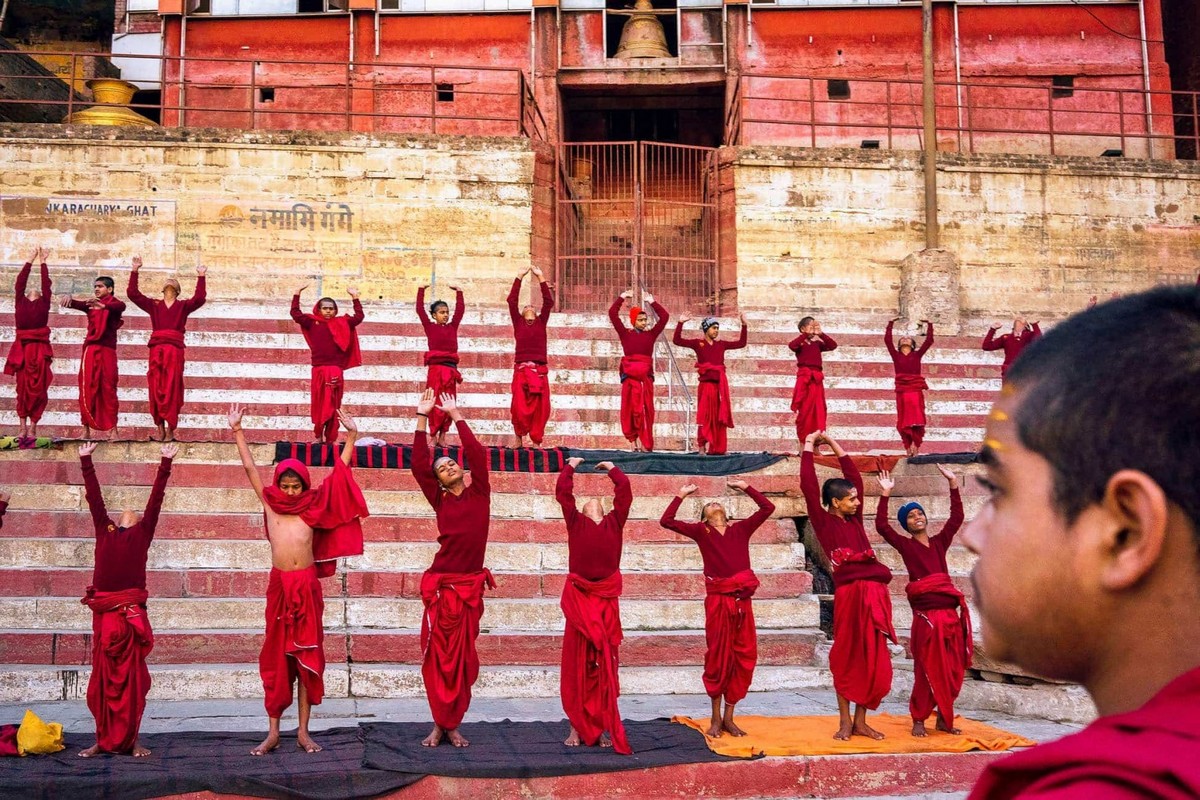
{"left": 905, "top": 573, "right": 972, "bottom": 666}
{"left": 264, "top": 458, "right": 368, "bottom": 577}
{"left": 300, "top": 304, "right": 362, "bottom": 370}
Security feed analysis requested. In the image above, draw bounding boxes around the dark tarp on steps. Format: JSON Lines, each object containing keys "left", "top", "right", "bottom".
{"left": 559, "top": 449, "right": 786, "bottom": 476}
{"left": 907, "top": 451, "right": 981, "bottom": 465}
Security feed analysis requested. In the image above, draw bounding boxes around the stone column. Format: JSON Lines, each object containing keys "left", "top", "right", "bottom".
{"left": 899, "top": 248, "right": 961, "bottom": 333}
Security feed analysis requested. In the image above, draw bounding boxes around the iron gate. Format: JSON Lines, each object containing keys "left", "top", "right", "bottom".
{"left": 554, "top": 141, "right": 720, "bottom": 315}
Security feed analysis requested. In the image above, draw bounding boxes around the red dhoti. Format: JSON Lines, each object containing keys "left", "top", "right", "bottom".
{"left": 560, "top": 571, "right": 631, "bottom": 754}
{"left": 147, "top": 330, "right": 185, "bottom": 429}
{"left": 696, "top": 364, "right": 734, "bottom": 456}
{"left": 619, "top": 355, "right": 655, "bottom": 451}
{"left": 420, "top": 569, "right": 495, "bottom": 730}
{"left": 895, "top": 374, "right": 928, "bottom": 450}
{"left": 906, "top": 574, "right": 972, "bottom": 724}
{"left": 79, "top": 344, "right": 119, "bottom": 431}
{"left": 4, "top": 327, "right": 53, "bottom": 423}
{"left": 260, "top": 565, "right": 325, "bottom": 718}
{"left": 791, "top": 366, "right": 827, "bottom": 444}
{"left": 703, "top": 569, "right": 760, "bottom": 705}
{"left": 830, "top": 562, "right": 896, "bottom": 709}
{"left": 424, "top": 353, "right": 462, "bottom": 439}
{"left": 510, "top": 362, "right": 551, "bottom": 445}
{"left": 82, "top": 587, "right": 154, "bottom": 753}
{"left": 310, "top": 365, "right": 345, "bottom": 443}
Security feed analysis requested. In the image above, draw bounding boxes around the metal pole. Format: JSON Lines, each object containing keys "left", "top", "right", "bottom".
{"left": 921, "top": 0, "right": 939, "bottom": 250}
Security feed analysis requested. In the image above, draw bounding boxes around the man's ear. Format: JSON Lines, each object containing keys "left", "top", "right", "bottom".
{"left": 1095, "top": 469, "right": 1170, "bottom": 592}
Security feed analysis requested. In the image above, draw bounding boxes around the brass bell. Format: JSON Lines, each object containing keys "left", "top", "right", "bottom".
{"left": 64, "top": 79, "right": 157, "bottom": 127}
{"left": 612, "top": 0, "right": 673, "bottom": 60}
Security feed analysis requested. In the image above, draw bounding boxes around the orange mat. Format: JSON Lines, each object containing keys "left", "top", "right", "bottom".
{"left": 671, "top": 714, "right": 1035, "bottom": 759}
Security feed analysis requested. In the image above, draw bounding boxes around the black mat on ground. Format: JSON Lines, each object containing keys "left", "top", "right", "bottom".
{"left": 561, "top": 448, "right": 786, "bottom": 475}
{"left": 907, "top": 451, "right": 980, "bottom": 465}
{"left": 0, "top": 727, "right": 417, "bottom": 800}
{"left": 275, "top": 441, "right": 568, "bottom": 473}
{"left": 360, "top": 718, "right": 736, "bottom": 778}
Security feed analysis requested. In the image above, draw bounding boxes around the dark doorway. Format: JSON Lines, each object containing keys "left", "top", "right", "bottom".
{"left": 561, "top": 83, "right": 723, "bottom": 147}
{"left": 1162, "top": 0, "right": 1199, "bottom": 159}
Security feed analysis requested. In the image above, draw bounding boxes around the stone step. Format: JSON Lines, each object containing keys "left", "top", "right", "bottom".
{"left": 0, "top": 595, "right": 822, "bottom": 632}
{"left": 0, "top": 567, "right": 813, "bottom": 600}
{"left": 0, "top": 663, "right": 832, "bottom": 703}
{"left": 0, "top": 628, "right": 825, "bottom": 667}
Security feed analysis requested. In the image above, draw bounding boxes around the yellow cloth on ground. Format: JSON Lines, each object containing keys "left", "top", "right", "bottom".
{"left": 16, "top": 710, "right": 65, "bottom": 755}
{"left": 671, "top": 714, "right": 1035, "bottom": 759}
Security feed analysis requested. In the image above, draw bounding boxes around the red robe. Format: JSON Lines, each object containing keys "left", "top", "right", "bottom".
{"left": 508, "top": 277, "right": 554, "bottom": 444}
{"left": 417, "top": 287, "right": 464, "bottom": 438}
{"left": 969, "top": 666, "right": 1200, "bottom": 800}
{"left": 609, "top": 297, "right": 668, "bottom": 451}
{"left": 70, "top": 294, "right": 125, "bottom": 431}
{"left": 673, "top": 322, "right": 747, "bottom": 456}
{"left": 982, "top": 324, "right": 1041, "bottom": 379}
{"left": 789, "top": 332, "right": 836, "bottom": 444}
{"left": 801, "top": 452, "right": 896, "bottom": 708}
{"left": 128, "top": 272, "right": 206, "bottom": 429}
{"left": 560, "top": 571, "right": 631, "bottom": 754}
{"left": 291, "top": 296, "right": 364, "bottom": 443}
{"left": 82, "top": 587, "right": 154, "bottom": 753}
{"left": 421, "top": 569, "right": 495, "bottom": 730}
{"left": 260, "top": 565, "right": 325, "bottom": 717}
{"left": 4, "top": 261, "right": 53, "bottom": 423}
{"left": 885, "top": 320, "right": 933, "bottom": 449}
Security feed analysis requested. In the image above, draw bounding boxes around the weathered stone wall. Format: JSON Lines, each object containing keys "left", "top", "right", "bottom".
{"left": 0, "top": 125, "right": 535, "bottom": 303}
{"left": 733, "top": 147, "right": 1200, "bottom": 319}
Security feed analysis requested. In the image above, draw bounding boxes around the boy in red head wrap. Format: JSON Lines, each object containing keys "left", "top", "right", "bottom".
{"left": 229, "top": 405, "right": 367, "bottom": 756}
{"left": 608, "top": 290, "right": 669, "bottom": 452}
{"left": 127, "top": 257, "right": 207, "bottom": 443}
{"left": 291, "top": 286, "right": 364, "bottom": 445}
{"left": 61, "top": 273, "right": 126, "bottom": 439}
{"left": 788, "top": 316, "right": 836, "bottom": 447}
{"left": 5, "top": 247, "right": 54, "bottom": 445}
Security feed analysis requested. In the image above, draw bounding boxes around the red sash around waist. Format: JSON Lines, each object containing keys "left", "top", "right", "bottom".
{"left": 906, "top": 573, "right": 972, "bottom": 666}
{"left": 148, "top": 329, "right": 186, "bottom": 349}
{"left": 894, "top": 373, "right": 928, "bottom": 393}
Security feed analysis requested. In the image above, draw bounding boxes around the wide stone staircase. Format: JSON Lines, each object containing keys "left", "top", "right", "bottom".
{"left": 0, "top": 298, "right": 996, "bottom": 705}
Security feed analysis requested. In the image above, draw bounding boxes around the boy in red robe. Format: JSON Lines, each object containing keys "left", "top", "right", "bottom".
{"left": 5, "top": 247, "right": 53, "bottom": 445}
{"left": 230, "top": 405, "right": 367, "bottom": 756}
{"left": 76, "top": 440, "right": 177, "bottom": 758}
{"left": 661, "top": 479, "right": 775, "bottom": 738}
{"left": 507, "top": 267, "right": 555, "bottom": 448}
{"left": 61, "top": 275, "right": 126, "bottom": 439}
{"left": 966, "top": 286, "right": 1200, "bottom": 800}
{"left": 608, "top": 290, "right": 669, "bottom": 452}
{"left": 981, "top": 317, "right": 1040, "bottom": 380}
{"left": 555, "top": 456, "right": 632, "bottom": 754}
{"left": 885, "top": 318, "right": 933, "bottom": 457}
{"left": 801, "top": 430, "right": 895, "bottom": 740}
{"left": 290, "top": 286, "right": 364, "bottom": 445}
{"left": 127, "top": 257, "right": 207, "bottom": 442}
{"left": 875, "top": 464, "right": 969, "bottom": 737}
{"left": 416, "top": 285, "right": 464, "bottom": 446}
{"left": 411, "top": 388, "right": 493, "bottom": 748}
{"left": 673, "top": 315, "right": 748, "bottom": 455}
{"left": 789, "top": 316, "right": 837, "bottom": 447}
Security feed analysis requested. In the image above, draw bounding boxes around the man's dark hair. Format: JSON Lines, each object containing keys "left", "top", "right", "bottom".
{"left": 822, "top": 478, "right": 854, "bottom": 507}
{"left": 278, "top": 468, "right": 303, "bottom": 485}
{"left": 430, "top": 300, "right": 449, "bottom": 315}
{"left": 798, "top": 315, "right": 815, "bottom": 331}
{"left": 318, "top": 296, "right": 337, "bottom": 310}
{"left": 95, "top": 276, "right": 115, "bottom": 289}
{"left": 1006, "top": 285, "right": 1199, "bottom": 529}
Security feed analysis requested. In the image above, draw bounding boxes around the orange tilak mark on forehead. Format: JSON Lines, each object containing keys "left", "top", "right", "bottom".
{"left": 983, "top": 437, "right": 1006, "bottom": 452}
{"left": 988, "top": 409, "right": 1009, "bottom": 422}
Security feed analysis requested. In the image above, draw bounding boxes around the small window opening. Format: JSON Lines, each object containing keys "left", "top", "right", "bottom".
{"left": 827, "top": 79, "right": 851, "bottom": 100}
{"left": 436, "top": 83, "right": 455, "bottom": 102}
{"left": 1052, "top": 75, "right": 1075, "bottom": 98}
{"left": 258, "top": 87, "right": 275, "bottom": 103}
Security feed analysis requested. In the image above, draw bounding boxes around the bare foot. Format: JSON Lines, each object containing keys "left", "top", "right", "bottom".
{"left": 297, "top": 731, "right": 322, "bottom": 753}
{"left": 132, "top": 742, "right": 151, "bottom": 757}
{"left": 78, "top": 744, "right": 102, "bottom": 758}
{"left": 705, "top": 719, "right": 723, "bottom": 738}
{"left": 250, "top": 731, "right": 280, "bottom": 756}
{"left": 911, "top": 720, "right": 928, "bottom": 737}
{"left": 721, "top": 718, "right": 747, "bottom": 737}
{"left": 936, "top": 715, "right": 962, "bottom": 735}
{"left": 445, "top": 728, "right": 470, "bottom": 748}
{"left": 833, "top": 722, "right": 853, "bottom": 741}
{"left": 564, "top": 726, "right": 581, "bottom": 747}
{"left": 165, "top": 428, "right": 176, "bottom": 443}
{"left": 852, "top": 722, "right": 885, "bottom": 740}
{"left": 421, "top": 725, "right": 444, "bottom": 747}
{"left": 599, "top": 732, "right": 612, "bottom": 748}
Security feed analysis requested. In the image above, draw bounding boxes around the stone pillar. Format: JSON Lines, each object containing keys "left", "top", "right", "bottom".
{"left": 899, "top": 248, "right": 961, "bottom": 333}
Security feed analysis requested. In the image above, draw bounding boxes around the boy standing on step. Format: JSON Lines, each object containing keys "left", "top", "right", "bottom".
{"left": 77, "top": 440, "right": 177, "bottom": 758}
{"left": 411, "top": 389, "right": 493, "bottom": 748}
{"left": 673, "top": 315, "right": 749, "bottom": 456}
{"left": 555, "top": 456, "right": 632, "bottom": 754}
{"left": 5, "top": 247, "right": 54, "bottom": 445}
{"left": 417, "top": 284, "right": 465, "bottom": 447}
{"left": 507, "top": 267, "right": 555, "bottom": 448}
{"left": 981, "top": 317, "right": 1040, "bottom": 380}
{"left": 660, "top": 479, "right": 775, "bottom": 738}
{"left": 230, "top": 405, "right": 366, "bottom": 756}
{"left": 800, "top": 431, "right": 895, "bottom": 741}
{"left": 290, "top": 285, "right": 363, "bottom": 446}
{"left": 61, "top": 274, "right": 126, "bottom": 440}
{"left": 875, "top": 464, "right": 969, "bottom": 738}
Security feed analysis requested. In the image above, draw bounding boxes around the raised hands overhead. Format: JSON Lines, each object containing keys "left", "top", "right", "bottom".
{"left": 79, "top": 441, "right": 99, "bottom": 457}
{"left": 228, "top": 404, "right": 245, "bottom": 431}
{"left": 677, "top": 483, "right": 698, "bottom": 498}
{"left": 727, "top": 479, "right": 749, "bottom": 492}
{"left": 595, "top": 460, "right": 615, "bottom": 472}
{"left": 296, "top": 283, "right": 311, "bottom": 297}
{"left": 566, "top": 456, "right": 585, "bottom": 469}
{"left": 338, "top": 409, "right": 358, "bottom": 433}
{"left": 196, "top": 264, "right": 208, "bottom": 276}
{"left": 935, "top": 463, "right": 960, "bottom": 487}
{"left": 131, "top": 256, "right": 143, "bottom": 272}
{"left": 161, "top": 443, "right": 179, "bottom": 460}
{"left": 436, "top": 392, "right": 458, "bottom": 414}
{"left": 877, "top": 469, "right": 895, "bottom": 495}
{"left": 620, "top": 290, "right": 633, "bottom": 300}
{"left": 531, "top": 266, "right": 544, "bottom": 280}
{"left": 0, "top": 490, "right": 9, "bottom": 505}
{"left": 347, "top": 285, "right": 360, "bottom": 300}
{"left": 416, "top": 387, "right": 437, "bottom": 416}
